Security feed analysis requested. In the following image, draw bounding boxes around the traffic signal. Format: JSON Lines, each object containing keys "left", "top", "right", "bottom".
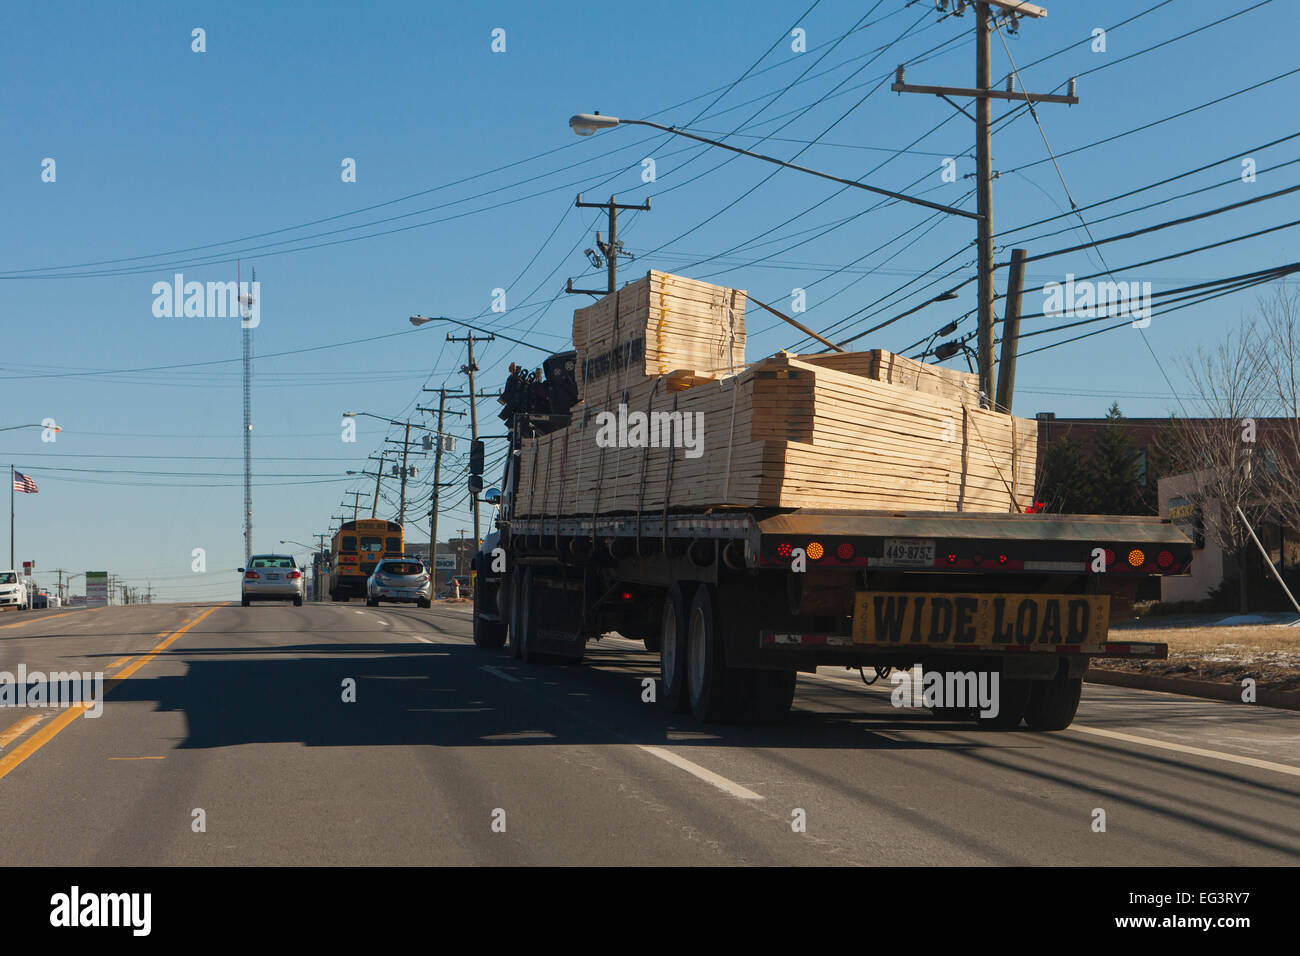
{"left": 469, "top": 439, "right": 485, "bottom": 476}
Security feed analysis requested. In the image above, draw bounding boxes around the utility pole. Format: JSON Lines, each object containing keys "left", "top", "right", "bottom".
{"left": 239, "top": 263, "right": 255, "bottom": 560}
{"left": 344, "top": 490, "right": 368, "bottom": 520}
{"left": 398, "top": 421, "right": 411, "bottom": 526}
{"left": 447, "top": 334, "right": 496, "bottom": 544}
{"left": 367, "top": 453, "right": 388, "bottom": 517}
{"left": 565, "top": 194, "right": 651, "bottom": 296}
{"left": 455, "top": 529, "right": 470, "bottom": 578}
{"left": 891, "top": 1, "right": 1073, "bottom": 404}
{"left": 418, "top": 388, "right": 466, "bottom": 593}
{"left": 995, "top": 247, "right": 1029, "bottom": 412}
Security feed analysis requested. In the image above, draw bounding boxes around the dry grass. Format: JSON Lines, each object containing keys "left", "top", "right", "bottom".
{"left": 1096, "top": 619, "right": 1300, "bottom": 692}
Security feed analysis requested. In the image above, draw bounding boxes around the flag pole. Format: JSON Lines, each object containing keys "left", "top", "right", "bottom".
{"left": 10, "top": 465, "right": 14, "bottom": 568}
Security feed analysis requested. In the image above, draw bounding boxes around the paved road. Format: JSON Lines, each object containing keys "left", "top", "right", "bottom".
{"left": 0, "top": 601, "right": 1296, "bottom": 865}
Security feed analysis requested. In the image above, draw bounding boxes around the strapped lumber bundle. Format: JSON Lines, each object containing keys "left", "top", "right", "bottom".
{"left": 572, "top": 270, "right": 746, "bottom": 399}
{"left": 515, "top": 274, "right": 1036, "bottom": 517}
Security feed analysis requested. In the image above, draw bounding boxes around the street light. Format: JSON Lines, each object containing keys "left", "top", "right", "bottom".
{"left": 568, "top": 113, "right": 979, "bottom": 221}
{"left": 410, "top": 315, "right": 551, "bottom": 353}
{"left": 0, "top": 423, "right": 60, "bottom": 433}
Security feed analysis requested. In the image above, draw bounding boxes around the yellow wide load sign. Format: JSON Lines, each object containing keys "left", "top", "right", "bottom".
{"left": 852, "top": 592, "right": 1108, "bottom": 650}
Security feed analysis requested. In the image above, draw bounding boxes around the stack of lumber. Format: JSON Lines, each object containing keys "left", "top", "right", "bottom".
{"left": 572, "top": 270, "right": 746, "bottom": 400}
{"left": 515, "top": 350, "right": 1037, "bottom": 516}
{"left": 798, "top": 349, "right": 980, "bottom": 406}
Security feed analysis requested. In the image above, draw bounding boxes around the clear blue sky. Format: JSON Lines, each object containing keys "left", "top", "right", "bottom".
{"left": 2, "top": 0, "right": 1297, "bottom": 601}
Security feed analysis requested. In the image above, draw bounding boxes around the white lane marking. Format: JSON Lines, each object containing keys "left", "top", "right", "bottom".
{"left": 411, "top": 635, "right": 434, "bottom": 644}
{"left": 1070, "top": 725, "right": 1300, "bottom": 779}
{"left": 354, "top": 611, "right": 366, "bottom": 615}
{"left": 801, "top": 671, "right": 874, "bottom": 689}
{"left": 481, "top": 665, "right": 520, "bottom": 683}
{"left": 637, "top": 746, "right": 764, "bottom": 801}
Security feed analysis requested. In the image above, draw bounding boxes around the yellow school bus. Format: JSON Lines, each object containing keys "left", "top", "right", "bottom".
{"left": 329, "top": 519, "right": 403, "bottom": 600}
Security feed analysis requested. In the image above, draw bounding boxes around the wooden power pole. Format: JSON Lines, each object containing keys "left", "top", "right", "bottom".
{"left": 417, "top": 388, "right": 466, "bottom": 593}
{"left": 891, "top": 0, "right": 1074, "bottom": 406}
{"left": 565, "top": 194, "right": 651, "bottom": 296}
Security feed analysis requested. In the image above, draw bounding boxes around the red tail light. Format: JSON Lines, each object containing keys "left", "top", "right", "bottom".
{"left": 836, "top": 542, "right": 855, "bottom": 561}
{"left": 287, "top": 571, "right": 302, "bottom": 579}
{"left": 1157, "top": 550, "right": 1174, "bottom": 568}
{"left": 244, "top": 571, "right": 260, "bottom": 579}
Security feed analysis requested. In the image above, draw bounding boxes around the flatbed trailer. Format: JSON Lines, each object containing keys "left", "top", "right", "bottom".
{"left": 472, "top": 438, "right": 1193, "bottom": 729}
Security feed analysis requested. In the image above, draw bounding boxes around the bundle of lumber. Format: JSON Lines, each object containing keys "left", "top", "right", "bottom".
{"left": 797, "top": 349, "right": 980, "bottom": 406}
{"left": 515, "top": 351, "right": 1037, "bottom": 516}
{"left": 572, "top": 270, "right": 746, "bottom": 399}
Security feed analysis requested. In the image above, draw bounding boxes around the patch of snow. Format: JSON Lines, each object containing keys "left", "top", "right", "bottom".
{"left": 1214, "top": 613, "right": 1300, "bottom": 627}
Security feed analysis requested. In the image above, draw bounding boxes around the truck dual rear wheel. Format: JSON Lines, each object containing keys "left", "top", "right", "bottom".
{"left": 686, "top": 585, "right": 746, "bottom": 723}
{"left": 1024, "top": 674, "right": 1083, "bottom": 731}
{"left": 472, "top": 578, "right": 506, "bottom": 648}
{"left": 742, "top": 669, "right": 797, "bottom": 723}
{"left": 509, "top": 568, "right": 533, "bottom": 661}
{"left": 659, "top": 583, "right": 693, "bottom": 714}
{"left": 976, "top": 676, "right": 1032, "bottom": 731}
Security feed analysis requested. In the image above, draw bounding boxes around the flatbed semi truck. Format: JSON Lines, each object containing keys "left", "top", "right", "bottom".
{"left": 470, "top": 387, "right": 1193, "bottom": 731}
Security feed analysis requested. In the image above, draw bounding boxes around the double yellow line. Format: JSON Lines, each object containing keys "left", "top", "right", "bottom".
{"left": 0, "top": 603, "right": 225, "bottom": 783}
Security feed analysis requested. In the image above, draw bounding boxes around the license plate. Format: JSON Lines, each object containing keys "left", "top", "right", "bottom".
{"left": 267, "top": 573, "right": 280, "bottom": 580}
{"left": 880, "top": 539, "right": 935, "bottom": 566}
{"left": 852, "top": 592, "right": 1108, "bottom": 650}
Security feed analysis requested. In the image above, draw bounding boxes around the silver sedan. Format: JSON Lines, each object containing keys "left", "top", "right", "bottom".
{"left": 366, "top": 558, "right": 432, "bottom": 608}
{"left": 241, "top": 554, "right": 305, "bottom": 606}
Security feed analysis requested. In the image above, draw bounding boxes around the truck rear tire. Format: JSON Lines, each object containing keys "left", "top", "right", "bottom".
{"left": 976, "top": 675, "right": 1031, "bottom": 730}
{"left": 473, "top": 578, "right": 506, "bottom": 648}
{"left": 510, "top": 568, "right": 536, "bottom": 661}
{"left": 1024, "top": 674, "right": 1083, "bottom": 731}
{"left": 686, "top": 585, "right": 744, "bottom": 722}
{"left": 743, "top": 669, "right": 797, "bottom": 722}
{"left": 659, "top": 583, "right": 693, "bottom": 714}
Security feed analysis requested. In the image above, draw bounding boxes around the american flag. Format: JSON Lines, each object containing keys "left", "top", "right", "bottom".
{"left": 12, "top": 471, "right": 38, "bottom": 494}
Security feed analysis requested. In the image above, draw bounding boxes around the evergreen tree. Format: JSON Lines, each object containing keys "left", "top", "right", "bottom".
{"left": 1085, "top": 403, "right": 1145, "bottom": 515}
{"left": 1036, "top": 435, "right": 1089, "bottom": 513}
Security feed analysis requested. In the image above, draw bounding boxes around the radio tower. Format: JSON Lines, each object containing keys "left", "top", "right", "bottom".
{"left": 239, "top": 262, "right": 255, "bottom": 561}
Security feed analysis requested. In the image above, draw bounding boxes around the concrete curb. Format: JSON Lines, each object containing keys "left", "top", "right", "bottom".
{"left": 1086, "top": 668, "right": 1300, "bottom": 711}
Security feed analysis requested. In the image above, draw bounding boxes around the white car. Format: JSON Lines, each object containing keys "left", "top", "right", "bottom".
{"left": 0, "top": 571, "right": 28, "bottom": 610}
{"left": 240, "top": 554, "right": 306, "bottom": 606}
